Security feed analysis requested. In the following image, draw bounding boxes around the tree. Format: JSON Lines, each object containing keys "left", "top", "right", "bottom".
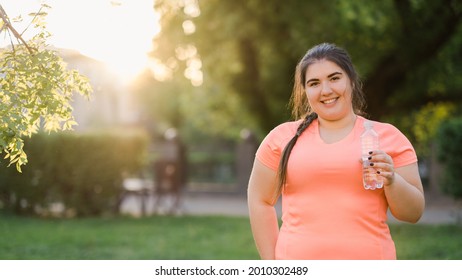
{"left": 150, "top": 0, "right": 462, "bottom": 139}
{"left": 362, "top": 0, "right": 462, "bottom": 120}
{"left": 152, "top": 0, "right": 338, "bottom": 133}
{"left": 131, "top": 68, "right": 257, "bottom": 143}
{"left": 0, "top": 4, "right": 92, "bottom": 171}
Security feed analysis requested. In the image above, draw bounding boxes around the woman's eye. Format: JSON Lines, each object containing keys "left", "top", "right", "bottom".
{"left": 307, "top": 82, "right": 319, "bottom": 87}
{"left": 331, "top": 75, "right": 341, "bottom": 81}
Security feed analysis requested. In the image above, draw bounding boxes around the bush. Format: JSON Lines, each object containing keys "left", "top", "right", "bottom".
{"left": 0, "top": 131, "right": 149, "bottom": 217}
{"left": 436, "top": 117, "right": 462, "bottom": 199}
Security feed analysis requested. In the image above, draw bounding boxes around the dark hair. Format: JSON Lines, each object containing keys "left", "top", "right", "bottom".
{"left": 274, "top": 43, "right": 366, "bottom": 201}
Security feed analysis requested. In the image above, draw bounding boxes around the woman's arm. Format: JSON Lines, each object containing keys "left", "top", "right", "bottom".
{"left": 247, "top": 159, "right": 280, "bottom": 259}
{"left": 384, "top": 163, "right": 425, "bottom": 223}
{"left": 370, "top": 151, "right": 425, "bottom": 223}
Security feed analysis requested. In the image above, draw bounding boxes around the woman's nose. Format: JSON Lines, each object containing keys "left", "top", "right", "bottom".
{"left": 321, "top": 81, "right": 333, "bottom": 94}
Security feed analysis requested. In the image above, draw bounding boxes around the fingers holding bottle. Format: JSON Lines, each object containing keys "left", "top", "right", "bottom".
{"left": 367, "top": 150, "right": 395, "bottom": 186}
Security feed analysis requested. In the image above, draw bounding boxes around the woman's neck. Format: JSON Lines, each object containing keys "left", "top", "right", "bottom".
{"left": 318, "top": 112, "right": 357, "bottom": 131}
{"left": 317, "top": 112, "right": 357, "bottom": 144}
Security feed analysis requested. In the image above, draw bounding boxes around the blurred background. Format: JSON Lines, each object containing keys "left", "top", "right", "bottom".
{"left": 1, "top": 0, "right": 461, "bottom": 221}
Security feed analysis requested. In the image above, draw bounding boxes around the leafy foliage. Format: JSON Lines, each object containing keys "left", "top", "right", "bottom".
{"left": 131, "top": 69, "right": 257, "bottom": 142}
{"left": 436, "top": 117, "right": 462, "bottom": 199}
{"left": 0, "top": 4, "right": 92, "bottom": 171}
{"left": 149, "top": 0, "right": 462, "bottom": 148}
{"left": 0, "top": 131, "right": 149, "bottom": 217}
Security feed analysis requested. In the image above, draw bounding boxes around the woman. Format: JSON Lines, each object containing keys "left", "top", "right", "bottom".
{"left": 247, "top": 43, "right": 425, "bottom": 260}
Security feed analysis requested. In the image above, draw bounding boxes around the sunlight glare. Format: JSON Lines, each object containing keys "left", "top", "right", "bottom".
{"left": 1, "top": 0, "right": 160, "bottom": 84}
{"left": 46, "top": 0, "right": 160, "bottom": 83}
{"left": 148, "top": 58, "right": 173, "bottom": 81}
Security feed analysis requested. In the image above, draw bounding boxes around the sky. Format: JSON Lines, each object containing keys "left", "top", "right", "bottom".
{"left": 1, "top": 0, "right": 160, "bottom": 83}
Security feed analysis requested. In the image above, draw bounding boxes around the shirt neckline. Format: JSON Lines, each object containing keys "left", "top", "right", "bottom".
{"left": 311, "top": 115, "right": 363, "bottom": 145}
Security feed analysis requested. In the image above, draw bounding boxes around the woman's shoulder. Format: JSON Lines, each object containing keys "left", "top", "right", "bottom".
{"left": 359, "top": 116, "right": 402, "bottom": 133}
{"left": 358, "top": 116, "right": 417, "bottom": 165}
{"left": 359, "top": 116, "right": 412, "bottom": 144}
{"left": 271, "top": 120, "right": 302, "bottom": 134}
{"left": 262, "top": 120, "right": 302, "bottom": 147}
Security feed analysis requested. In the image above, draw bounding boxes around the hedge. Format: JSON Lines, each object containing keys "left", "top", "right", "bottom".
{"left": 0, "top": 131, "right": 149, "bottom": 217}
{"left": 436, "top": 117, "right": 462, "bottom": 199}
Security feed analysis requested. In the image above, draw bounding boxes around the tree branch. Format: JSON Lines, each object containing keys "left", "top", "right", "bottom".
{"left": 0, "top": 4, "right": 36, "bottom": 54}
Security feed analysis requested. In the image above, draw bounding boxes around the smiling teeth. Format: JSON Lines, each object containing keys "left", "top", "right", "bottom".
{"left": 322, "top": 98, "right": 337, "bottom": 104}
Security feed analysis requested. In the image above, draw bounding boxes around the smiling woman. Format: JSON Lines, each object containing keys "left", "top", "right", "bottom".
{"left": 1, "top": 0, "right": 159, "bottom": 84}
{"left": 247, "top": 43, "right": 425, "bottom": 260}
{"left": 304, "top": 60, "right": 354, "bottom": 124}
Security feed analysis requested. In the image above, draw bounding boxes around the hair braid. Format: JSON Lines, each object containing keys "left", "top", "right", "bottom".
{"left": 274, "top": 112, "right": 318, "bottom": 201}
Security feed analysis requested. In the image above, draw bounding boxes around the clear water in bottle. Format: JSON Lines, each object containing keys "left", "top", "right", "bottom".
{"left": 361, "top": 121, "right": 383, "bottom": 190}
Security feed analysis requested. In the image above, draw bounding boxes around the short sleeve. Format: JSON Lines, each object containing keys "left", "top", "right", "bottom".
{"left": 256, "top": 122, "right": 298, "bottom": 171}
{"left": 379, "top": 123, "right": 418, "bottom": 168}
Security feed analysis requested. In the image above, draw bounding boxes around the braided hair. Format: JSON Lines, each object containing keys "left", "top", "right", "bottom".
{"left": 274, "top": 43, "right": 366, "bottom": 201}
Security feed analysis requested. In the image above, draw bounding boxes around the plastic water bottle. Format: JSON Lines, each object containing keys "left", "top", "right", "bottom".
{"left": 361, "top": 121, "right": 383, "bottom": 190}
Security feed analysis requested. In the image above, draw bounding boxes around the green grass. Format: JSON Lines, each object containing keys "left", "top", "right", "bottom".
{"left": 0, "top": 214, "right": 259, "bottom": 259}
{"left": 390, "top": 223, "right": 462, "bottom": 260}
{"left": 0, "top": 214, "right": 461, "bottom": 259}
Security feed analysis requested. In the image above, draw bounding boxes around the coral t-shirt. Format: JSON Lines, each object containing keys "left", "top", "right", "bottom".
{"left": 256, "top": 116, "right": 417, "bottom": 259}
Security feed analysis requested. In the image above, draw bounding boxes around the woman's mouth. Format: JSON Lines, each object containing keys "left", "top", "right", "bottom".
{"left": 321, "top": 97, "right": 338, "bottom": 104}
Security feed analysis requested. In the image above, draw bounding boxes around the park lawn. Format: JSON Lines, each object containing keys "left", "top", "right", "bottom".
{"left": 0, "top": 214, "right": 461, "bottom": 260}
{"left": 390, "top": 223, "right": 462, "bottom": 260}
{"left": 0, "top": 214, "right": 259, "bottom": 260}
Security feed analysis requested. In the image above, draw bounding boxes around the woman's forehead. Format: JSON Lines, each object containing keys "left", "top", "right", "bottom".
{"left": 305, "top": 60, "right": 344, "bottom": 78}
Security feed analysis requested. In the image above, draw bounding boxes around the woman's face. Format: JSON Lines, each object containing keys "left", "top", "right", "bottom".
{"left": 304, "top": 59, "right": 354, "bottom": 122}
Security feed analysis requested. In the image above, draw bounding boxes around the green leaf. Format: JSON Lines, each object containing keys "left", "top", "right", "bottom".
{"left": 0, "top": 5, "right": 92, "bottom": 171}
